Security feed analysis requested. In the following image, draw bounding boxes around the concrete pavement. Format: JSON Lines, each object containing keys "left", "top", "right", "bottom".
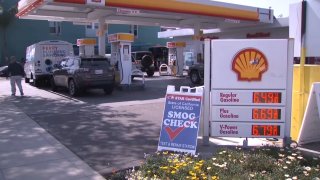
{"left": 1, "top": 75, "right": 320, "bottom": 180}
{"left": 0, "top": 96, "right": 105, "bottom": 179}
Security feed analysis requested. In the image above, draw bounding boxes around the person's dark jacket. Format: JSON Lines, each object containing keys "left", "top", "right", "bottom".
{"left": 8, "top": 62, "right": 25, "bottom": 77}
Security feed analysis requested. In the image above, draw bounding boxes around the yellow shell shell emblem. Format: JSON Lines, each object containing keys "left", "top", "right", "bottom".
{"left": 232, "top": 48, "right": 268, "bottom": 81}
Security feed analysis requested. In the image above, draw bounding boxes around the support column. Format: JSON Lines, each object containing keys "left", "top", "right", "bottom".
{"left": 193, "top": 23, "right": 203, "bottom": 64}
{"left": 98, "top": 18, "right": 106, "bottom": 56}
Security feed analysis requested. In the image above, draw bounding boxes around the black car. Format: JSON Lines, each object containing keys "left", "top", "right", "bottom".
{"left": 188, "top": 63, "right": 204, "bottom": 85}
{"left": 0, "top": 66, "right": 8, "bottom": 77}
{"left": 131, "top": 51, "right": 155, "bottom": 77}
{"left": 51, "top": 56, "right": 115, "bottom": 96}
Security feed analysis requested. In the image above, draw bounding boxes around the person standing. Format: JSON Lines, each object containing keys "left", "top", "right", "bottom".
{"left": 8, "top": 56, "right": 25, "bottom": 96}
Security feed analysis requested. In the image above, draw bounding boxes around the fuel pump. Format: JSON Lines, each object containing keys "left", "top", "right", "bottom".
{"left": 108, "top": 33, "right": 134, "bottom": 86}
{"left": 77, "top": 38, "right": 96, "bottom": 56}
{"left": 167, "top": 42, "right": 186, "bottom": 76}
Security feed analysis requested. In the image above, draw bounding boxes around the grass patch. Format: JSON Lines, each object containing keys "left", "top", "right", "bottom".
{"left": 109, "top": 146, "right": 320, "bottom": 180}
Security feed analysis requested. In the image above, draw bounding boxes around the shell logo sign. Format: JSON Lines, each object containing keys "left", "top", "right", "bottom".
{"left": 232, "top": 48, "right": 268, "bottom": 81}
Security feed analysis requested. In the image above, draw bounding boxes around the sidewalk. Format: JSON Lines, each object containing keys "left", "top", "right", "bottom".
{"left": 0, "top": 97, "right": 105, "bottom": 180}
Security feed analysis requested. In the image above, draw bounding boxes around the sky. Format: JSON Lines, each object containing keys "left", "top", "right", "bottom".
{"left": 213, "top": 0, "right": 301, "bottom": 17}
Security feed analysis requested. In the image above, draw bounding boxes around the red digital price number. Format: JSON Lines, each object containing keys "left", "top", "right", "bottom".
{"left": 253, "top": 92, "right": 282, "bottom": 103}
{"left": 252, "top": 125, "right": 280, "bottom": 136}
{"left": 252, "top": 109, "right": 281, "bottom": 120}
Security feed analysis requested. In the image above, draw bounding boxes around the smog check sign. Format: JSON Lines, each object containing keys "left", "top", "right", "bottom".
{"left": 158, "top": 92, "right": 202, "bottom": 154}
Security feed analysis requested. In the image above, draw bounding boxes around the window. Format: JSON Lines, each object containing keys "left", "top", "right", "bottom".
{"left": 130, "top": 25, "right": 138, "bottom": 38}
{"left": 49, "top": 21, "right": 61, "bottom": 35}
{"left": 86, "top": 23, "right": 99, "bottom": 30}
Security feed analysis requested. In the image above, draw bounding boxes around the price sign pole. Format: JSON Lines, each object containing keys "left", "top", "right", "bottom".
{"left": 203, "top": 39, "right": 294, "bottom": 146}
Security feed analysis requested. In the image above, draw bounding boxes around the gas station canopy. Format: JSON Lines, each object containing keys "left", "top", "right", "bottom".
{"left": 16, "top": 0, "right": 274, "bottom": 29}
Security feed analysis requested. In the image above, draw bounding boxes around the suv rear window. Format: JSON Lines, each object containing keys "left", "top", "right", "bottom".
{"left": 80, "top": 58, "right": 110, "bottom": 67}
{"left": 134, "top": 52, "right": 152, "bottom": 60}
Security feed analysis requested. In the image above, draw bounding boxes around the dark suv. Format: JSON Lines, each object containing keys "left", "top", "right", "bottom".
{"left": 51, "top": 56, "right": 115, "bottom": 96}
{"left": 188, "top": 63, "right": 204, "bottom": 85}
{"left": 131, "top": 51, "right": 155, "bottom": 77}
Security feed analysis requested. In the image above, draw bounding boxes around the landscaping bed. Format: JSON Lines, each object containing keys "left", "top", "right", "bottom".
{"left": 109, "top": 146, "right": 320, "bottom": 180}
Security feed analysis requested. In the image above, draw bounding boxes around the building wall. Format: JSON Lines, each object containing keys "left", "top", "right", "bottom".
{"left": 86, "top": 24, "right": 168, "bottom": 53}
{"left": 5, "top": 19, "right": 85, "bottom": 62}
{"left": 1, "top": 1, "right": 168, "bottom": 64}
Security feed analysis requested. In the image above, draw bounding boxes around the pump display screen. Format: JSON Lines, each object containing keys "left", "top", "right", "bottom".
{"left": 252, "top": 109, "right": 281, "bottom": 120}
{"left": 253, "top": 92, "right": 282, "bottom": 103}
{"left": 251, "top": 125, "right": 281, "bottom": 136}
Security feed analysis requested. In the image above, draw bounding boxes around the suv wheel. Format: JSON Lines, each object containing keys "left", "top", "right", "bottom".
{"left": 33, "top": 79, "right": 40, "bottom": 87}
{"left": 146, "top": 70, "right": 154, "bottom": 77}
{"left": 104, "top": 85, "right": 114, "bottom": 95}
{"left": 190, "top": 70, "right": 201, "bottom": 84}
{"left": 68, "top": 79, "right": 79, "bottom": 96}
{"left": 50, "top": 77, "right": 57, "bottom": 92}
{"left": 141, "top": 55, "right": 153, "bottom": 67}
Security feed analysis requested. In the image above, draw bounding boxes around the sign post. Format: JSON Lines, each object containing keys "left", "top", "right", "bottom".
{"left": 158, "top": 85, "right": 203, "bottom": 154}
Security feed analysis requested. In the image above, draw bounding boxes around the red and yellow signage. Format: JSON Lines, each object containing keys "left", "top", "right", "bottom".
{"left": 167, "top": 42, "right": 186, "bottom": 48}
{"left": 17, "top": 0, "right": 260, "bottom": 21}
{"left": 232, "top": 48, "right": 268, "bottom": 82}
{"left": 76, "top": 38, "right": 96, "bottom": 46}
{"left": 107, "top": 33, "right": 134, "bottom": 43}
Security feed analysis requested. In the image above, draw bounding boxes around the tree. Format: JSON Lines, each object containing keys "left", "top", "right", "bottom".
{"left": 0, "top": 5, "right": 17, "bottom": 65}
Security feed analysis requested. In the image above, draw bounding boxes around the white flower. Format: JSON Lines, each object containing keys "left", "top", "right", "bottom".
{"left": 304, "top": 166, "right": 312, "bottom": 171}
{"left": 297, "top": 156, "right": 303, "bottom": 160}
{"left": 288, "top": 156, "right": 295, "bottom": 160}
{"left": 292, "top": 176, "right": 298, "bottom": 180}
{"left": 279, "top": 154, "right": 285, "bottom": 157}
{"left": 284, "top": 174, "right": 290, "bottom": 177}
{"left": 291, "top": 153, "right": 297, "bottom": 156}
{"left": 286, "top": 161, "right": 291, "bottom": 164}
{"left": 283, "top": 166, "right": 288, "bottom": 169}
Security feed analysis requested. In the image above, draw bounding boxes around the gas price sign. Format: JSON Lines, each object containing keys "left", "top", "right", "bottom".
{"left": 208, "top": 39, "right": 292, "bottom": 139}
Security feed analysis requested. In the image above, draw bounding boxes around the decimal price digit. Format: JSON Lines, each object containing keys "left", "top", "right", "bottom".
{"left": 253, "top": 92, "right": 282, "bottom": 104}
{"left": 252, "top": 109, "right": 281, "bottom": 120}
{"left": 251, "top": 125, "right": 280, "bottom": 136}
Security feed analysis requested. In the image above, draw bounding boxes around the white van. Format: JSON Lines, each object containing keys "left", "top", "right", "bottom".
{"left": 24, "top": 40, "right": 73, "bottom": 86}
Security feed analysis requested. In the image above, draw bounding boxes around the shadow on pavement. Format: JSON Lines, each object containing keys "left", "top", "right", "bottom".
{"left": 5, "top": 94, "right": 162, "bottom": 177}
{"left": 39, "top": 75, "right": 193, "bottom": 105}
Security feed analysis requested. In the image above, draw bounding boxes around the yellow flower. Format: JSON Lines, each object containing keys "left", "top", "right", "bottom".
{"left": 161, "top": 166, "right": 168, "bottom": 170}
{"left": 191, "top": 177, "right": 196, "bottom": 180}
{"left": 171, "top": 170, "right": 176, "bottom": 174}
{"left": 189, "top": 171, "right": 194, "bottom": 175}
{"left": 199, "top": 160, "right": 204, "bottom": 163}
{"left": 212, "top": 176, "right": 218, "bottom": 180}
{"left": 163, "top": 151, "right": 168, "bottom": 155}
{"left": 147, "top": 170, "right": 151, "bottom": 173}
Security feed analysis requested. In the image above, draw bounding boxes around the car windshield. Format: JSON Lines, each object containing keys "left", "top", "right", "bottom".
{"left": 80, "top": 58, "right": 109, "bottom": 67}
